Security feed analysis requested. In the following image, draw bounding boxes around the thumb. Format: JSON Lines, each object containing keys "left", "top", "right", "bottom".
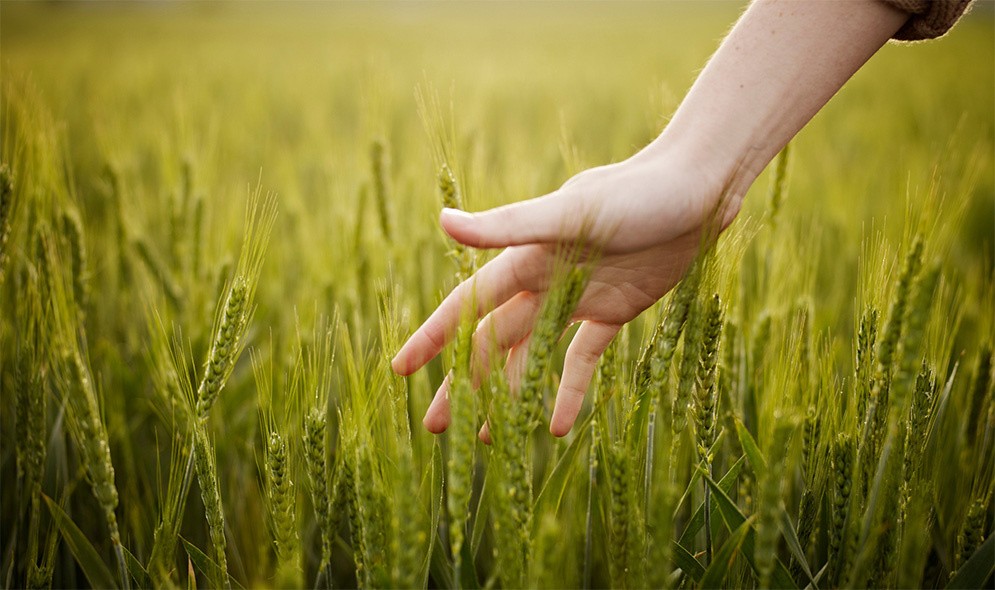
{"left": 441, "top": 191, "right": 573, "bottom": 249}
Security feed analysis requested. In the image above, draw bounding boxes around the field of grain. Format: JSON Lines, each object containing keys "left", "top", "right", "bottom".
{"left": 1, "top": 2, "right": 993, "bottom": 589}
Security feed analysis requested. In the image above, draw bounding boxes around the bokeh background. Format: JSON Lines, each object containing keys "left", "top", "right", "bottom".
{"left": 1, "top": 2, "right": 992, "bottom": 588}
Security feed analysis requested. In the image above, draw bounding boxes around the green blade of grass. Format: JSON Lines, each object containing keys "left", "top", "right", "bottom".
{"left": 734, "top": 415, "right": 767, "bottom": 477}
{"left": 180, "top": 537, "right": 245, "bottom": 590}
{"left": 679, "top": 455, "right": 745, "bottom": 545}
{"left": 428, "top": 530, "right": 455, "bottom": 590}
{"left": 804, "top": 563, "right": 829, "bottom": 590}
{"left": 700, "top": 470, "right": 796, "bottom": 589}
{"left": 43, "top": 494, "right": 118, "bottom": 590}
{"left": 671, "top": 540, "right": 706, "bottom": 583}
{"left": 458, "top": 534, "right": 480, "bottom": 590}
{"left": 946, "top": 534, "right": 995, "bottom": 590}
{"left": 700, "top": 516, "right": 753, "bottom": 589}
{"left": 122, "top": 545, "right": 149, "bottom": 588}
{"left": 778, "top": 506, "right": 816, "bottom": 588}
{"left": 533, "top": 407, "right": 597, "bottom": 532}
{"left": 674, "top": 430, "right": 727, "bottom": 518}
{"left": 421, "top": 441, "right": 446, "bottom": 588}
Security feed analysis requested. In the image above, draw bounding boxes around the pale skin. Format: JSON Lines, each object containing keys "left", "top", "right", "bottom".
{"left": 391, "top": 0, "right": 910, "bottom": 440}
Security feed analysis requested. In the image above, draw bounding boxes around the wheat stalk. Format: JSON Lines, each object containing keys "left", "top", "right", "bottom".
{"left": 193, "top": 424, "right": 231, "bottom": 590}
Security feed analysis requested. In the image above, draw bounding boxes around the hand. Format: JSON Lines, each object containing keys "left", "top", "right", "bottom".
{"left": 391, "top": 142, "right": 737, "bottom": 439}
{"left": 391, "top": 0, "right": 908, "bottom": 440}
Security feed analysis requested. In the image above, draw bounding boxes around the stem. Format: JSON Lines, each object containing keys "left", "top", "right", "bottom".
{"left": 583, "top": 437, "right": 596, "bottom": 589}
{"left": 110, "top": 525, "right": 131, "bottom": 590}
{"left": 644, "top": 409, "right": 656, "bottom": 523}
{"left": 116, "top": 545, "right": 130, "bottom": 590}
{"left": 313, "top": 561, "right": 332, "bottom": 590}
{"left": 703, "top": 465, "right": 713, "bottom": 564}
{"left": 27, "top": 490, "right": 41, "bottom": 576}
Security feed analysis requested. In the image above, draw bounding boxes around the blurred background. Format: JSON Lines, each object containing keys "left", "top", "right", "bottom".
{"left": 1, "top": 2, "right": 992, "bottom": 588}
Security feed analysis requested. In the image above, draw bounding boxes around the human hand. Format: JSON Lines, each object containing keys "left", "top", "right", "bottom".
{"left": 391, "top": 0, "right": 911, "bottom": 439}
{"left": 391, "top": 142, "right": 738, "bottom": 439}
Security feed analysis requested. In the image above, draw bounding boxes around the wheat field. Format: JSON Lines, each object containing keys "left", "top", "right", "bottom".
{"left": 1, "top": 2, "right": 993, "bottom": 589}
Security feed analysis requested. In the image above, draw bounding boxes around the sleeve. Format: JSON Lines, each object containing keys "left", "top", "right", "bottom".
{"left": 880, "top": 0, "right": 974, "bottom": 41}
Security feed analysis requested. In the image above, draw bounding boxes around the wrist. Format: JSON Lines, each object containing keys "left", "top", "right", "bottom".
{"left": 636, "top": 123, "right": 758, "bottom": 217}
{"left": 636, "top": 0, "right": 907, "bottom": 221}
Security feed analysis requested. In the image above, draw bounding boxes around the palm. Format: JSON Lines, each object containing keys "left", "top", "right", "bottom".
{"left": 577, "top": 233, "right": 701, "bottom": 325}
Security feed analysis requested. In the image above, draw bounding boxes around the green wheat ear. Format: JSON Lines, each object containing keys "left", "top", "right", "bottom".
{"left": 447, "top": 312, "right": 478, "bottom": 588}
{"left": 694, "top": 293, "right": 723, "bottom": 464}
{"left": 266, "top": 431, "right": 302, "bottom": 589}
{"left": 767, "top": 143, "right": 790, "bottom": 222}
{"left": 59, "top": 208, "right": 88, "bottom": 314}
{"left": 439, "top": 163, "right": 475, "bottom": 280}
{"left": 673, "top": 293, "right": 705, "bottom": 435}
{"left": 878, "top": 237, "right": 925, "bottom": 378}
{"left": 195, "top": 187, "right": 277, "bottom": 419}
{"left": 954, "top": 497, "right": 988, "bottom": 572}
{"left": 303, "top": 403, "right": 334, "bottom": 586}
{"left": 371, "top": 138, "right": 393, "bottom": 241}
{"left": 518, "top": 255, "right": 592, "bottom": 433}
{"left": 830, "top": 433, "right": 855, "bottom": 586}
{"left": 37, "top": 224, "right": 131, "bottom": 590}
{"left": 196, "top": 277, "right": 247, "bottom": 417}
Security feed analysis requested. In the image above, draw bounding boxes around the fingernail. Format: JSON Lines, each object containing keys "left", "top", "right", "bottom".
{"left": 390, "top": 353, "right": 405, "bottom": 374}
{"left": 441, "top": 208, "right": 473, "bottom": 222}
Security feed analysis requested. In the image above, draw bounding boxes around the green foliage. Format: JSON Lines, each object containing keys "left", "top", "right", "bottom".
{"left": 1, "top": 4, "right": 992, "bottom": 589}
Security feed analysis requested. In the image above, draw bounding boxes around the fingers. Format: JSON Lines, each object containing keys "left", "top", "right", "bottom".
{"left": 421, "top": 300, "right": 616, "bottom": 441}
{"left": 478, "top": 421, "right": 491, "bottom": 445}
{"left": 549, "top": 321, "right": 620, "bottom": 437}
{"left": 472, "top": 292, "right": 541, "bottom": 384}
{"left": 423, "top": 373, "right": 452, "bottom": 434}
{"left": 421, "top": 292, "right": 541, "bottom": 434}
{"left": 441, "top": 190, "right": 575, "bottom": 249}
{"left": 392, "top": 246, "right": 545, "bottom": 376}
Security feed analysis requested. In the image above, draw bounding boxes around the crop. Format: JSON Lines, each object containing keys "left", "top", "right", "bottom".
{"left": 1, "top": 3, "right": 992, "bottom": 589}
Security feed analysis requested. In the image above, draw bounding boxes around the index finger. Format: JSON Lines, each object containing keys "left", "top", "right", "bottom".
{"left": 391, "top": 245, "right": 547, "bottom": 376}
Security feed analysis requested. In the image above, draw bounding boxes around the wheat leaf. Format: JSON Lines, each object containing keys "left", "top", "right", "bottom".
{"left": 43, "top": 494, "right": 118, "bottom": 590}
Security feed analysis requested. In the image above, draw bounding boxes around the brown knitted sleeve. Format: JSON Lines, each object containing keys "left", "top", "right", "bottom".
{"left": 880, "top": 0, "right": 974, "bottom": 40}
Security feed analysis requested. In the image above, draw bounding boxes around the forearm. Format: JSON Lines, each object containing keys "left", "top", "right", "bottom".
{"left": 647, "top": 0, "right": 908, "bottom": 200}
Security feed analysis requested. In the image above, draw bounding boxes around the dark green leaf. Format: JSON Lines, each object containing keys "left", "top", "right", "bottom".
{"left": 804, "top": 563, "right": 829, "bottom": 590}
{"left": 121, "top": 545, "right": 149, "bottom": 588}
{"left": 778, "top": 506, "right": 816, "bottom": 588}
{"left": 43, "top": 494, "right": 118, "bottom": 590}
{"left": 428, "top": 530, "right": 454, "bottom": 590}
{"left": 671, "top": 540, "right": 706, "bottom": 582}
{"left": 674, "top": 432, "right": 727, "bottom": 518}
{"left": 421, "top": 441, "right": 446, "bottom": 589}
{"left": 946, "top": 535, "right": 995, "bottom": 590}
{"left": 701, "top": 470, "right": 797, "bottom": 589}
{"left": 701, "top": 516, "right": 753, "bottom": 589}
{"left": 679, "top": 456, "right": 745, "bottom": 545}
{"left": 458, "top": 533, "right": 480, "bottom": 589}
{"left": 734, "top": 416, "right": 767, "bottom": 477}
{"left": 533, "top": 408, "right": 597, "bottom": 532}
{"left": 180, "top": 537, "right": 245, "bottom": 590}
{"left": 180, "top": 538, "right": 214, "bottom": 588}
